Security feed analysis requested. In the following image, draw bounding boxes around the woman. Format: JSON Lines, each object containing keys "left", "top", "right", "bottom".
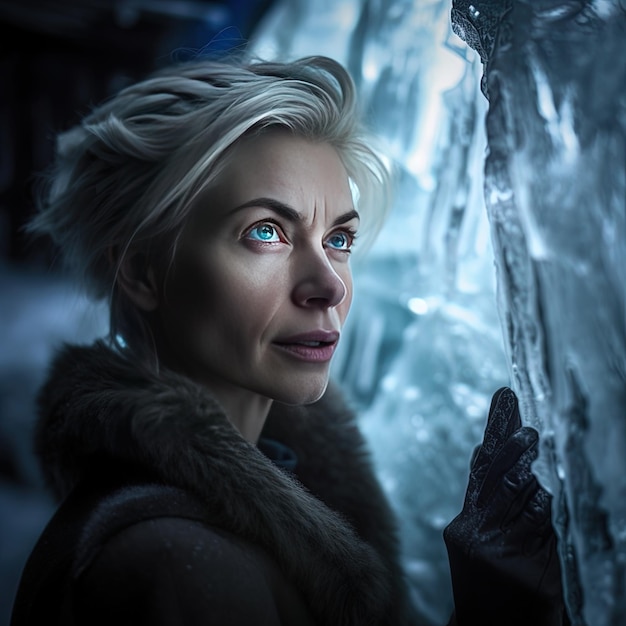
{"left": 11, "top": 54, "right": 566, "bottom": 625}
{"left": 10, "top": 54, "right": 417, "bottom": 626}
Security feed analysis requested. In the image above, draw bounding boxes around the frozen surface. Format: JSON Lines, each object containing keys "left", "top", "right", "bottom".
{"left": 452, "top": 1, "right": 626, "bottom": 624}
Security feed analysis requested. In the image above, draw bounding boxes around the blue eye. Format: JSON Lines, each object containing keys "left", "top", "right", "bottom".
{"left": 326, "top": 231, "right": 354, "bottom": 251}
{"left": 247, "top": 223, "right": 281, "bottom": 242}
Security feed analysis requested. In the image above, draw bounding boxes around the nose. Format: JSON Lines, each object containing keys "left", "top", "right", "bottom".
{"left": 292, "top": 248, "right": 348, "bottom": 309}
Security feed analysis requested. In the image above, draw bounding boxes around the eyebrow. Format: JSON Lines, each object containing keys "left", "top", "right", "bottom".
{"left": 231, "top": 197, "right": 360, "bottom": 227}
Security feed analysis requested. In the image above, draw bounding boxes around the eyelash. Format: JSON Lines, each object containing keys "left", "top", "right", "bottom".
{"left": 245, "top": 221, "right": 285, "bottom": 244}
{"left": 243, "top": 221, "right": 358, "bottom": 253}
{"left": 326, "top": 228, "right": 358, "bottom": 253}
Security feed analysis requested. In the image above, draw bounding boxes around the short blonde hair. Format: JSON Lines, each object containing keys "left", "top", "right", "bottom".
{"left": 28, "top": 55, "right": 391, "bottom": 352}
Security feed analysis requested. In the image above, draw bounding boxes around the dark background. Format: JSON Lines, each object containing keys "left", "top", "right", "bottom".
{"left": 0, "top": 2, "right": 277, "bottom": 622}
{"left": 0, "top": 0, "right": 275, "bottom": 269}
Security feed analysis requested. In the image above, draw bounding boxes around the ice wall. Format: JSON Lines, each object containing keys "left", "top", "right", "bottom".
{"left": 451, "top": 1, "right": 626, "bottom": 624}
{"left": 250, "top": 3, "right": 511, "bottom": 624}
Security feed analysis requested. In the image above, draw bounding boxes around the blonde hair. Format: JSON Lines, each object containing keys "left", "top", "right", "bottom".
{"left": 28, "top": 54, "right": 391, "bottom": 354}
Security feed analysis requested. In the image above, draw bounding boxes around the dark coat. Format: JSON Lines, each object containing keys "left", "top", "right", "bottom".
{"left": 11, "top": 341, "right": 420, "bottom": 626}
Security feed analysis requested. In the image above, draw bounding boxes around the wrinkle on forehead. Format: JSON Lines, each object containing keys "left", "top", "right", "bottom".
{"left": 194, "top": 130, "right": 356, "bottom": 230}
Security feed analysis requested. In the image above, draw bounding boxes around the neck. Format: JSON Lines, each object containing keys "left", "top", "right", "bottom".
{"left": 148, "top": 326, "right": 272, "bottom": 444}
{"left": 211, "top": 387, "right": 273, "bottom": 444}
{"left": 181, "top": 369, "right": 273, "bottom": 443}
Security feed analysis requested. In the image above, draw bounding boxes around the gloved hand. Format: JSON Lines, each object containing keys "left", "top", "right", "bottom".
{"left": 443, "top": 387, "right": 568, "bottom": 625}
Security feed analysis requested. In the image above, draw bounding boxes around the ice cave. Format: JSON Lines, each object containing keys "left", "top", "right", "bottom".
{"left": 1, "top": 1, "right": 624, "bottom": 625}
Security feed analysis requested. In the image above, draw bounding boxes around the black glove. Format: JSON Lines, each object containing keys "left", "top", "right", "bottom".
{"left": 443, "top": 387, "right": 568, "bottom": 625}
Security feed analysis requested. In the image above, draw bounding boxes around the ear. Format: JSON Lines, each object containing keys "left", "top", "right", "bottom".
{"left": 110, "top": 248, "right": 160, "bottom": 312}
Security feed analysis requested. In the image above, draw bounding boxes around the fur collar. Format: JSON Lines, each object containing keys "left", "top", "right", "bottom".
{"left": 35, "top": 340, "right": 416, "bottom": 626}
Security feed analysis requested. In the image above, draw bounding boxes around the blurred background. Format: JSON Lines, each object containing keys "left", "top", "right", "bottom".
{"left": 0, "top": 1, "right": 510, "bottom": 624}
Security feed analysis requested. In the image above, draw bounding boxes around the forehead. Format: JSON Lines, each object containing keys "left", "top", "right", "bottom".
{"left": 181, "top": 130, "right": 358, "bottom": 239}
{"left": 212, "top": 130, "right": 353, "bottom": 203}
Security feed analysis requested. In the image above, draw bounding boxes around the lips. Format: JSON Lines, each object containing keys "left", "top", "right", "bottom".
{"left": 274, "top": 330, "right": 340, "bottom": 362}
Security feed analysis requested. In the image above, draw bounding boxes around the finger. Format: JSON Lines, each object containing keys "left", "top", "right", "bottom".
{"left": 476, "top": 426, "right": 538, "bottom": 510}
{"left": 465, "top": 442, "right": 485, "bottom": 501}
{"left": 470, "top": 443, "right": 482, "bottom": 469}
{"left": 521, "top": 485, "right": 552, "bottom": 529}
{"left": 472, "top": 387, "right": 522, "bottom": 472}
{"left": 519, "top": 489, "right": 555, "bottom": 561}
{"left": 501, "top": 476, "right": 545, "bottom": 532}
{"left": 486, "top": 387, "right": 522, "bottom": 447}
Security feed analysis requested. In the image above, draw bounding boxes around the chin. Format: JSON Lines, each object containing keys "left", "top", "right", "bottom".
{"left": 272, "top": 377, "right": 329, "bottom": 406}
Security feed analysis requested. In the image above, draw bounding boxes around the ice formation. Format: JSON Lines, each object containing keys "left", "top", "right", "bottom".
{"left": 451, "top": 1, "right": 626, "bottom": 624}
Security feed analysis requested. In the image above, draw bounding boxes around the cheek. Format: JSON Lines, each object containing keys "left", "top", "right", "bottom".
{"left": 161, "top": 253, "right": 228, "bottom": 333}
{"left": 216, "top": 261, "right": 286, "bottom": 332}
{"left": 230, "top": 259, "right": 284, "bottom": 303}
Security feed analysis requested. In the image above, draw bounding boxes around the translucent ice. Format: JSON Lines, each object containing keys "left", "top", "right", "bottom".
{"left": 452, "top": 1, "right": 626, "bottom": 624}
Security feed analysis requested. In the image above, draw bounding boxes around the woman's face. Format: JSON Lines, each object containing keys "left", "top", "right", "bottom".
{"left": 155, "top": 130, "right": 358, "bottom": 407}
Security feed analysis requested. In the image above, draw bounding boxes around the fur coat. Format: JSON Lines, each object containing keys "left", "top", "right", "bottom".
{"left": 11, "top": 340, "right": 420, "bottom": 626}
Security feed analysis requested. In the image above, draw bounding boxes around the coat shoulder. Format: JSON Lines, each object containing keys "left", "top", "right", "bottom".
{"left": 75, "top": 516, "right": 316, "bottom": 626}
